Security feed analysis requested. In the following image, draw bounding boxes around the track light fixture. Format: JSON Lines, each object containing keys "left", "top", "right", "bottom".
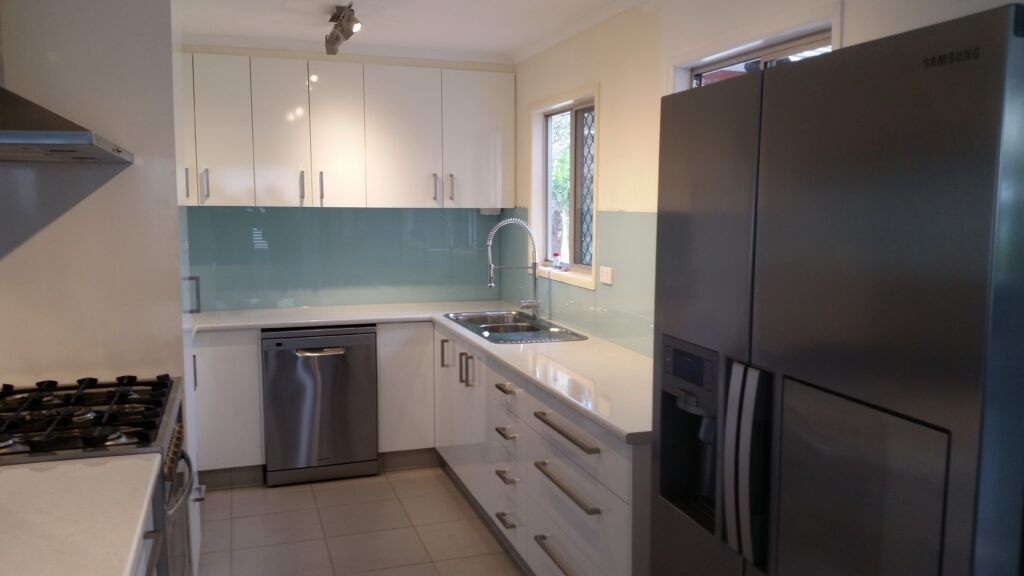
{"left": 325, "top": 3, "right": 361, "bottom": 55}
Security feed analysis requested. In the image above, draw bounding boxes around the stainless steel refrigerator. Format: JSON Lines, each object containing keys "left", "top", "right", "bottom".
{"left": 652, "top": 5, "right": 1024, "bottom": 576}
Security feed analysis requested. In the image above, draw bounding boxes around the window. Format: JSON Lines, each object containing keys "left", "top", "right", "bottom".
{"left": 692, "top": 32, "right": 832, "bottom": 88}
{"left": 545, "top": 102, "right": 596, "bottom": 268}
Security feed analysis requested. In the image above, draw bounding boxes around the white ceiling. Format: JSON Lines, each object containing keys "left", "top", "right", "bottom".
{"left": 176, "top": 0, "right": 644, "bottom": 64}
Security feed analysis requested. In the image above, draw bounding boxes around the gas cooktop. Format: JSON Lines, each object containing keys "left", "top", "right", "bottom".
{"left": 0, "top": 374, "right": 181, "bottom": 465}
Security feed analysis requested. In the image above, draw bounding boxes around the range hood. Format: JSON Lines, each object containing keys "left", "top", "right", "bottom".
{"left": 0, "top": 86, "right": 133, "bottom": 163}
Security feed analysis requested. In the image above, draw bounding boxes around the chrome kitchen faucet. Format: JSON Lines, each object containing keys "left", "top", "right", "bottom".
{"left": 486, "top": 217, "right": 542, "bottom": 316}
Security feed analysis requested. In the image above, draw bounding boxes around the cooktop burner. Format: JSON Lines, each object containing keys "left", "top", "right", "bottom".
{"left": 0, "top": 374, "right": 175, "bottom": 461}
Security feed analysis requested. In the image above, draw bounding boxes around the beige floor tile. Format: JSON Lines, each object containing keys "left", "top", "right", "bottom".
{"left": 327, "top": 527, "right": 431, "bottom": 574}
{"left": 201, "top": 519, "right": 231, "bottom": 553}
{"left": 433, "top": 553, "right": 520, "bottom": 576}
{"left": 232, "top": 508, "right": 324, "bottom": 549}
{"left": 232, "top": 484, "right": 316, "bottom": 517}
{"left": 319, "top": 498, "right": 411, "bottom": 537}
{"left": 385, "top": 468, "right": 456, "bottom": 499}
{"left": 198, "top": 551, "right": 231, "bottom": 576}
{"left": 399, "top": 490, "right": 475, "bottom": 526}
{"left": 350, "top": 565, "right": 438, "bottom": 576}
{"left": 314, "top": 476, "right": 396, "bottom": 508}
{"left": 415, "top": 519, "right": 502, "bottom": 561}
{"left": 201, "top": 490, "right": 232, "bottom": 521}
{"left": 231, "top": 539, "right": 334, "bottom": 576}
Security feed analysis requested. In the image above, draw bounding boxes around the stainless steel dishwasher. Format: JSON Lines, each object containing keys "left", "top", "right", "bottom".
{"left": 261, "top": 326, "right": 378, "bottom": 486}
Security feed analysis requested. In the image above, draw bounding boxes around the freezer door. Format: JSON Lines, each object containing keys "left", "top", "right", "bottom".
{"left": 263, "top": 332, "right": 378, "bottom": 472}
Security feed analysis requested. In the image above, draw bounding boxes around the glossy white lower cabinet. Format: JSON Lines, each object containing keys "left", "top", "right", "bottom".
{"left": 191, "top": 329, "right": 263, "bottom": 471}
{"left": 435, "top": 324, "right": 642, "bottom": 576}
{"left": 377, "top": 322, "right": 434, "bottom": 452}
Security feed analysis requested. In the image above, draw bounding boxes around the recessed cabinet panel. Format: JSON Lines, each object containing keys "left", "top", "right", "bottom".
{"left": 193, "top": 54, "right": 255, "bottom": 206}
{"left": 777, "top": 378, "right": 948, "bottom": 576}
{"left": 309, "top": 60, "right": 366, "bottom": 207}
{"left": 251, "top": 57, "right": 312, "bottom": 207}
{"left": 442, "top": 69, "right": 514, "bottom": 208}
{"left": 364, "top": 65, "right": 443, "bottom": 208}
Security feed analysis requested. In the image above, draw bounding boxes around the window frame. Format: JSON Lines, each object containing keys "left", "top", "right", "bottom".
{"left": 543, "top": 99, "right": 595, "bottom": 272}
{"left": 691, "top": 31, "right": 832, "bottom": 88}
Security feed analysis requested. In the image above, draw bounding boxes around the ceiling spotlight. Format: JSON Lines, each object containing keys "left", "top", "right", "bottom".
{"left": 325, "top": 3, "right": 361, "bottom": 55}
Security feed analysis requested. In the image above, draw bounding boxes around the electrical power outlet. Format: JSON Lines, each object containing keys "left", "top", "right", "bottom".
{"left": 599, "top": 266, "right": 613, "bottom": 285}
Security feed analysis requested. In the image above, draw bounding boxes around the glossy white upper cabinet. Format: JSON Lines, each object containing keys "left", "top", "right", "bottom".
{"left": 309, "top": 61, "right": 366, "bottom": 207}
{"left": 173, "top": 53, "right": 198, "bottom": 206}
{"left": 193, "top": 54, "right": 255, "bottom": 206}
{"left": 364, "top": 65, "right": 443, "bottom": 208}
{"left": 251, "top": 57, "right": 313, "bottom": 207}
{"left": 442, "top": 70, "right": 514, "bottom": 209}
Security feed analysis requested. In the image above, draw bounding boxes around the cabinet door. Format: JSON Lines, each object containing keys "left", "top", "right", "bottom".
{"left": 434, "top": 328, "right": 459, "bottom": 456}
{"left": 377, "top": 322, "right": 435, "bottom": 452}
{"left": 173, "top": 52, "right": 198, "bottom": 206}
{"left": 192, "top": 329, "right": 263, "bottom": 471}
{"left": 364, "top": 64, "right": 443, "bottom": 208}
{"left": 251, "top": 57, "right": 312, "bottom": 207}
{"left": 309, "top": 60, "right": 366, "bottom": 207}
{"left": 442, "top": 69, "right": 514, "bottom": 208}
{"left": 193, "top": 54, "right": 255, "bottom": 206}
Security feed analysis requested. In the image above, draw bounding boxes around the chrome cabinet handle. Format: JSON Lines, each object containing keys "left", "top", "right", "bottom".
{"left": 201, "top": 168, "right": 211, "bottom": 202}
{"left": 183, "top": 275, "right": 201, "bottom": 314}
{"left": 494, "top": 382, "right": 517, "bottom": 396}
{"left": 495, "top": 426, "right": 518, "bottom": 441}
{"left": 295, "top": 347, "right": 347, "bottom": 357}
{"left": 534, "top": 460, "right": 601, "bottom": 516}
{"left": 432, "top": 173, "right": 440, "bottom": 201}
{"left": 495, "top": 468, "right": 519, "bottom": 485}
{"left": 465, "top": 354, "right": 476, "bottom": 387}
{"left": 299, "top": 170, "right": 306, "bottom": 206}
{"left": 458, "top": 352, "right": 467, "bottom": 384}
{"left": 319, "top": 170, "right": 325, "bottom": 206}
{"left": 449, "top": 173, "right": 455, "bottom": 201}
{"left": 142, "top": 530, "right": 164, "bottom": 576}
{"left": 533, "top": 411, "right": 600, "bottom": 455}
{"left": 184, "top": 167, "right": 190, "bottom": 199}
{"left": 495, "top": 511, "right": 516, "bottom": 530}
{"left": 534, "top": 535, "right": 577, "bottom": 576}
{"left": 439, "top": 339, "right": 450, "bottom": 367}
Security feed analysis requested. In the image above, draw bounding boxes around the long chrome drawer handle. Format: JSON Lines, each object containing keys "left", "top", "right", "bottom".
{"left": 494, "top": 382, "right": 518, "bottom": 395}
{"left": 495, "top": 511, "right": 516, "bottom": 530}
{"left": 534, "top": 534, "right": 577, "bottom": 576}
{"left": 533, "top": 411, "right": 601, "bottom": 455}
{"left": 534, "top": 460, "right": 601, "bottom": 516}
{"left": 295, "top": 347, "right": 347, "bottom": 357}
{"left": 495, "top": 426, "right": 518, "bottom": 441}
{"left": 495, "top": 468, "right": 519, "bottom": 485}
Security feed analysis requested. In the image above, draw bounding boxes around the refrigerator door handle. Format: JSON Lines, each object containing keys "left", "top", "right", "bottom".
{"left": 723, "top": 361, "right": 746, "bottom": 554}
{"left": 738, "top": 366, "right": 766, "bottom": 564}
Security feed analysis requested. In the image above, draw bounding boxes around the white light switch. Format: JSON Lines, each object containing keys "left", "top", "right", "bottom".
{"left": 600, "top": 266, "right": 613, "bottom": 285}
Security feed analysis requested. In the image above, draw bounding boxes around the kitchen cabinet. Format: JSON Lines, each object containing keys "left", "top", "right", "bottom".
{"left": 309, "top": 60, "right": 366, "bottom": 207}
{"left": 173, "top": 52, "right": 198, "bottom": 206}
{"left": 191, "top": 329, "right": 263, "bottom": 471}
{"left": 434, "top": 326, "right": 489, "bottom": 468}
{"left": 377, "top": 322, "right": 434, "bottom": 452}
{"left": 251, "top": 57, "right": 313, "bottom": 207}
{"left": 364, "top": 64, "right": 443, "bottom": 208}
{"left": 441, "top": 69, "right": 514, "bottom": 208}
{"left": 192, "top": 53, "right": 255, "bottom": 206}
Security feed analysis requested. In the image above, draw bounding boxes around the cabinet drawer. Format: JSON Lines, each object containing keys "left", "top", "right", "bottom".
{"left": 526, "top": 497, "right": 608, "bottom": 576}
{"left": 515, "top": 385, "right": 632, "bottom": 501}
{"left": 528, "top": 442, "right": 631, "bottom": 576}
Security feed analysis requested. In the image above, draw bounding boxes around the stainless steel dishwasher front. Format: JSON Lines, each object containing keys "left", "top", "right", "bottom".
{"left": 261, "top": 325, "right": 378, "bottom": 486}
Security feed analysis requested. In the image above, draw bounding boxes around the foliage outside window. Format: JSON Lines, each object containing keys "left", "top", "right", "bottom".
{"left": 546, "top": 103, "right": 595, "bottom": 268}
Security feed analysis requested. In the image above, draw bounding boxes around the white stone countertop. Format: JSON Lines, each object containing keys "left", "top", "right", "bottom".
{"left": 187, "top": 301, "right": 653, "bottom": 443}
{"left": 0, "top": 453, "right": 162, "bottom": 576}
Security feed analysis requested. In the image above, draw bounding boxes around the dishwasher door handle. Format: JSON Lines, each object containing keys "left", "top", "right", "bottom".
{"left": 295, "top": 347, "right": 347, "bottom": 358}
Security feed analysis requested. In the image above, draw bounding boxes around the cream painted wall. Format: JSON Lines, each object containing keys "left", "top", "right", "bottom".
{"left": 0, "top": 0, "right": 183, "bottom": 384}
{"left": 515, "top": 3, "right": 664, "bottom": 214}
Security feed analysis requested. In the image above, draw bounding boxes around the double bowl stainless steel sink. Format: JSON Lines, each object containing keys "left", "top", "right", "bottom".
{"left": 445, "top": 311, "right": 587, "bottom": 344}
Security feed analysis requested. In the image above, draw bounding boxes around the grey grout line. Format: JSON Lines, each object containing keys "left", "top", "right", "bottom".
{"left": 314, "top": 502, "right": 338, "bottom": 576}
